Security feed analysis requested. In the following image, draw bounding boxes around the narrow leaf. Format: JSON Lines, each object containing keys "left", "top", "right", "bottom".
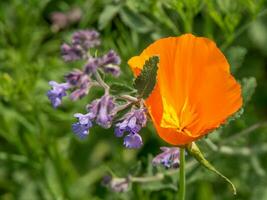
{"left": 186, "top": 142, "right": 237, "bottom": 195}
{"left": 98, "top": 5, "right": 121, "bottom": 30}
{"left": 133, "top": 56, "right": 159, "bottom": 99}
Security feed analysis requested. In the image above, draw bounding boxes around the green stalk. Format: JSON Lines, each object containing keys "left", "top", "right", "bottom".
{"left": 179, "top": 148, "right": 186, "bottom": 200}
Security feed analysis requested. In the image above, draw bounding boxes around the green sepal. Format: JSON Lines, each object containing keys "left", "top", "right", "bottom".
{"left": 133, "top": 56, "right": 159, "bottom": 99}
{"left": 186, "top": 142, "right": 237, "bottom": 195}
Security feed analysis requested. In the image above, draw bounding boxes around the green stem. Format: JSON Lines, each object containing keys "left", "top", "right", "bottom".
{"left": 179, "top": 148, "right": 186, "bottom": 200}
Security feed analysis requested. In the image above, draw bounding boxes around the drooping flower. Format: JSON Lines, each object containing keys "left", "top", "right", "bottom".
{"left": 47, "top": 81, "right": 70, "bottom": 108}
{"left": 152, "top": 147, "right": 180, "bottom": 168}
{"left": 128, "top": 34, "right": 243, "bottom": 145}
{"left": 84, "top": 95, "right": 116, "bottom": 129}
{"left": 95, "top": 95, "right": 116, "bottom": 128}
{"left": 72, "top": 113, "right": 94, "bottom": 138}
{"left": 115, "top": 108, "right": 147, "bottom": 148}
{"left": 100, "top": 50, "right": 121, "bottom": 76}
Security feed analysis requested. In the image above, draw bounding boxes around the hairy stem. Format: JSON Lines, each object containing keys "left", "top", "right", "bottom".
{"left": 94, "top": 71, "right": 109, "bottom": 93}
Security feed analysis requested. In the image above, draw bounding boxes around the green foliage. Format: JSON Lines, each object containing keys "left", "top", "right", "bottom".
{"left": 98, "top": 4, "right": 121, "bottom": 30}
{"left": 133, "top": 56, "right": 159, "bottom": 99}
{"left": 226, "top": 46, "right": 247, "bottom": 73}
{"left": 0, "top": 0, "right": 267, "bottom": 199}
{"left": 241, "top": 77, "right": 257, "bottom": 105}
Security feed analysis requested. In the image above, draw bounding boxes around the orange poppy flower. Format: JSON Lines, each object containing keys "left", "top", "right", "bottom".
{"left": 128, "top": 34, "right": 243, "bottom": 145}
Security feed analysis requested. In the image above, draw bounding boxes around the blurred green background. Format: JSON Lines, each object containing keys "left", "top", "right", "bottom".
{"left": 1, "top": 0, "right": 267, "bottom": 199}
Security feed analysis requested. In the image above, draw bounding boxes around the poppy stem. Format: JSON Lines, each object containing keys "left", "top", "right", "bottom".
{"left": 179, "top": 148, "right": 186, "bottom": 200}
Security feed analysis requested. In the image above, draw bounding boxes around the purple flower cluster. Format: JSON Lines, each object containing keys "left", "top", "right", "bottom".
{"left": 152, "top": 147, "right": 180, "bottom": 168}
{"left": 84, "top": 50, "right": 121, "bottom": 76}
{"left": 47, "top": 29, "right": 147, "bottom": 150}
{"left": 61, "top": 30, "right": 100, "bottom": 62}
{"left": 47, "top": 30, "right": 121, "bottom": 108}
{"left": 72, "top": 95, "right": 116, "bottom": 138}
{"left": 115, "top": 108, "right": 147, "bottom": 149}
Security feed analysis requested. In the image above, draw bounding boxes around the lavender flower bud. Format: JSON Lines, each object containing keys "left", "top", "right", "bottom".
{"left": 115, "top": 108, "right": 147, "bottom": 149}
{"left": 102, "top": 176, "right": 129, "bottom": 193}
{"left": 72, "top": 30, "right": 100, "bottom": 50}
{"left": 61, "top": 43, "right": 83, "bottom": 62}
{"left": 152, "top": 147, "right": 180, "bottom": 169}
{"left": 72, "top": 113, "right": 94, "bottom": 139}
{"left": 47, "top": 81, "right": 70, "bottom": 108}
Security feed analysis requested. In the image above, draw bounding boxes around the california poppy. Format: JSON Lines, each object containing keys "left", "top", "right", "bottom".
{"left": 128, "top": 34, "right": 242, "bottom": 145}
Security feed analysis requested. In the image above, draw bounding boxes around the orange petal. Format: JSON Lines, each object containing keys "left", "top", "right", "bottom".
{"left": 128, "top": 34, "right": 242, "bottom": 145}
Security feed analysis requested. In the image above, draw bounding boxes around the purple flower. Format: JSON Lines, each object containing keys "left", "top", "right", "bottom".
{"left": 61, "top": 43, "right": 84, "bottom": 62}
{"left": 115, "top": 108, "right": 147, "bottom": 149}
{"left": 102, "top": 65, "right": 120, "bottom": 77}
{"left": 47, "top": 81, "right": 70, "bottom": 108}
{"left": 69, "top": 74, "right": 91, "bottom": 100}
{"left": 152, "top": 147, "right": 180, "bottom": 169}
{"left": 50, "top": 8, "right": 81, "bottom": 32}
{"left": 84, "top": 57, "right": 101, "bottom": 74}
{"left": 72, "top": 113, "right": 94, "bottom": 139}
{"left": 96, "top": 95, "right": 116, "bottom": 128}
{"left": 85, "top": 95, "right": 116, "bottom": 129}
{"left": 100, "top": 50, "right": 121, "bottom": 76}
{"left": 123, "top": 133, "right": 143, "bottom": 149}
{"left": 65, "top": 70, "right": 83, "bottom": 86}
{"left": 101, "top": 50, "right": 121, "bottom": 66}
{"left": 72, "top": 30, "right": 100, "bottom": 50}
{"left": 65, "top": 71, "right": 92, "bottom": 100}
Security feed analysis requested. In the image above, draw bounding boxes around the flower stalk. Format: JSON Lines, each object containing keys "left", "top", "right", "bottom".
{"left": 179, "top": 148, "right": 186, "bottom": 200}
{"left": 94, "top": 71, "right": 109, "bottom": 93}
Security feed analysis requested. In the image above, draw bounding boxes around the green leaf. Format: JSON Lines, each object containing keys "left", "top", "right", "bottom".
{"left": 98, "top": 5, "right": 121, "bottom": 30}
{"left": 119, "top": 6, "right": 154, "bottom": 33}
{"left": 226, "top": 46, "right": 247, "bottom": 73}
{"left": 133, "top": 56, "right": 159, "bottom": 99}
{"left": 241, "top": 77, "right": 257, "bottom": 105}
{"left": 110, "top": 82, "right": 135, "bottom": 95}
{"left": 186, "top": 142, "right": 237, "bottom": 195}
